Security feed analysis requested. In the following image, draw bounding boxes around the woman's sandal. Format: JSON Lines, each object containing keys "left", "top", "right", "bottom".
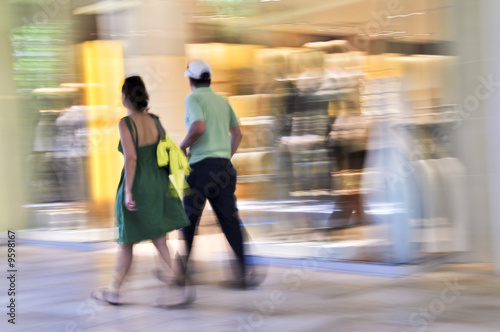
{"left": 154, "top": 253, "right": 191, "bottom": 287}
{"left": 153, "top": 268, "right": 189, "bottom": 287}
{"left": 154, "top": 285, "right": 196, "bottom": 309}
{"left": 91, "top": 288, "right": 119, "bottom": 305}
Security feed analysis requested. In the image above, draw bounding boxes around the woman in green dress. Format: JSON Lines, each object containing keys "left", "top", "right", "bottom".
{"left": 92, "top": 76, "right": 192, "bottom": 306}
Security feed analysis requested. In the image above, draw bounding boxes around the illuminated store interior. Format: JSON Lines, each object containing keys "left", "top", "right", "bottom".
{"left": 2, "top": 0, "right": 499, "bottom": 271}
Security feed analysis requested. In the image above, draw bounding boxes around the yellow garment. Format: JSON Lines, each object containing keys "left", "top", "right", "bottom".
{"left": 157, "top": 134, "right": 191, "bottom": 197}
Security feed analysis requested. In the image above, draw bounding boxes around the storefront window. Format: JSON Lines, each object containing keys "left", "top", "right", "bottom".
{"left": 5, "top": 0, "right": 469, "bottom": 265}
{"left": 185, "top": 0, "right": 463, "bottom": 264}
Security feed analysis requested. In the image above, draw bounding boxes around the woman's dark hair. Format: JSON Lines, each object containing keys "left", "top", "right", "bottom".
{"left": 189, "top": 72, "right": 211, "bottom": 88}
{"left": 122, "top": 76, "right": 149, "bottom": 112}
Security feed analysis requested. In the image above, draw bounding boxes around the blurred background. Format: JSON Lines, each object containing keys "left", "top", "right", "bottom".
{"left": 1, "top": 0, "right": 500, "bottom": 272}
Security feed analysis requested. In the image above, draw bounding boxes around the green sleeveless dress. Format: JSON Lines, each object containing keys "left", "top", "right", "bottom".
{"left": 115, "top": 116, "right": 189, "bottom": 244}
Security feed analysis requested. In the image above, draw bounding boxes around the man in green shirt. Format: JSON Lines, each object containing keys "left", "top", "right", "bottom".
{"left": 180, "top": 60, "right": 250, "bottom": 287}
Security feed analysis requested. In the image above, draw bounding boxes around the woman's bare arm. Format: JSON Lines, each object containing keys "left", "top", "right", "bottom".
{"left": 119, "top": 119, "right": 137, "bottom": 210}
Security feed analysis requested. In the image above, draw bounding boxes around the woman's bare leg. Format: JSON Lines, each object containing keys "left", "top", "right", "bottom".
{"left": 152, "top": 235, "right": 187, "bottom": 278}
{"left": 109, "top": 243, "right": 134, "bottom": 293}
{"left": 152, "top": 236, "right": 194, "bottom": 306}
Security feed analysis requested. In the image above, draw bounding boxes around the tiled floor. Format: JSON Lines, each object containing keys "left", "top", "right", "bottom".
{"left": 2, "top": 243, "right": 500, "bottom": 332}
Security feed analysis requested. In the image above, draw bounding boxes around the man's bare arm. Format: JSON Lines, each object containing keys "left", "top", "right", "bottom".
{"left": 180, "top": 121, "right": 206, "bottom": 155}
{"left": 230, "top": 125, "right": 243, "bottom": 157}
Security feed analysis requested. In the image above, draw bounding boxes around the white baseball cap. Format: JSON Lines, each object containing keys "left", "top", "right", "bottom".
{"left": 184, "top": 60, "right": 212, "bottom": 79}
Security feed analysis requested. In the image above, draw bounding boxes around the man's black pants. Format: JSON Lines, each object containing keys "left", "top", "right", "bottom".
{"left": 182, "top": 158, "right": 246, "bottom": 277}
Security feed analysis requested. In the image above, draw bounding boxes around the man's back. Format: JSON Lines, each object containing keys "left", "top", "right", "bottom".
{"left": 184, "top": 87, "right": 239, "bottom": 164}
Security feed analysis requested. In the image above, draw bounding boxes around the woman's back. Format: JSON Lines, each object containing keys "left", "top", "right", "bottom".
{"left": 127, "top": 113, "right": 159, "bottom": 147}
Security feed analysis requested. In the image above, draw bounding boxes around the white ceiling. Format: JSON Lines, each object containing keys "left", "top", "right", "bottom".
{"left": 72, "top": 0, "right": 457, "bottom": 43}
{"left": 185, "top": 0, "right": 457, "bottom": 43}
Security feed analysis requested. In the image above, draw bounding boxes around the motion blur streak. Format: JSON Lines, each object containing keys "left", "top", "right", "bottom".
{"left": 1, "top": 1, "right": 500, "bottom": 331}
